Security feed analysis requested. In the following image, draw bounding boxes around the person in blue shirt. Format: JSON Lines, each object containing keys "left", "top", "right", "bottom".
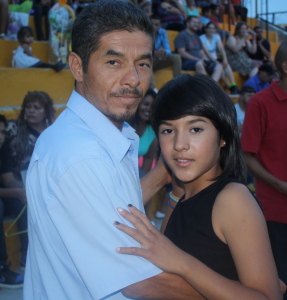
{"left": 150, "top": 14, "right": 181, "bottom": 89}
{"left": 243, "top": 63, "right": 275, "bottom": 93}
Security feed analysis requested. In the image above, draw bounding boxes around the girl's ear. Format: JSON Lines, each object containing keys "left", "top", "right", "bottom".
{"left": 221, "top": 140, "right": 226, "bottom": 147}
{"left": 281, "top": 61, "right": 287, "bottom": 75}
{"left": 68, "top": 52, "right": 83, "bottom": 83}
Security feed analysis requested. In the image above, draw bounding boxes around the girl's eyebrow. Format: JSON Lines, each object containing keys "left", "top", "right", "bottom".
{"left": 160, "top": 118, "right": 207, "bottom": 126}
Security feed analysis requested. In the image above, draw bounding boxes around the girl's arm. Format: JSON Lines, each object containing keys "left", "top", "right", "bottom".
{"left": 21, "top": 43, "right": 35, "bottom": 57}
{"left": 115, "top": 184, "right": 282, "bottom": 299}
{"left": 141, "top": 138, "right": 158, "bottom": 174}
{"left": 216, "top": 38, "right": 228, "bottom": 66}
{"left": 201, "top": 42, "right": 217, "bottom": 63}
{"left": 225, "top": 35, "right": 246, "bottom": 54}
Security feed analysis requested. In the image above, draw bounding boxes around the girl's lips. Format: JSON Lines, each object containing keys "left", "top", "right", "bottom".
{"left": 174, "top": 158, "right": 193, "bottom": 167}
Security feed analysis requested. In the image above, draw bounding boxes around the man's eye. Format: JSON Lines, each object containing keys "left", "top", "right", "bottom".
{"left": 108, "top": 60, "right": 118, "bottom": 65}
{"left": 139, "top": 63, "right": 151, "bottom": 68}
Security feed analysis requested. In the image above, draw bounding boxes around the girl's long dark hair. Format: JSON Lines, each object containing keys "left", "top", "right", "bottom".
{"left": 151, "top": 74, "right": 247, "bottom": 183}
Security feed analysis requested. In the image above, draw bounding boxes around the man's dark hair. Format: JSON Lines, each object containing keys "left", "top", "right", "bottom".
{"left": 72, "top": 0, "right": 154, "bottom": 73}
{"left": 17, "top": 26, "right": 34, "bottom": 42}
{"left": 210, "top": 4, "right": 218, "bottom": 12}
{"left": 186, "top": 15, "right": 199, "bottom": 23}
{"left": 0, "top": 115, "right": 7, "bottom": 128}
{"left": 253, "top": 26, "right": 261, "bottom": 31}
{"left": 151, "top": 74, "right": 247, "bottom": 184}
{"left": 240, "top": 86, "right": 256, "bottom": 95}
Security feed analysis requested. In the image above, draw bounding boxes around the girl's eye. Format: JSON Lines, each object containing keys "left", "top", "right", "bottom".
{"left": 191, "top": 127, "right": 202, "bottom": 133}
{"left": 160, "top": 128, "right": 173, "bottom": 134}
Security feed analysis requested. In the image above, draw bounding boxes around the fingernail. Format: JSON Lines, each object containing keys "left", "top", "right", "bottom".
{"left": 115, "top": 221, "right": 120, "bottom": 225}
{"left": 128, "top": 204, "right": 133, "bottom": 207}
{"left": 118, "top": 207, "right": 124, "bottom": 212}
{"left": 116, "top": 247, "right": 121, "bottom": 252}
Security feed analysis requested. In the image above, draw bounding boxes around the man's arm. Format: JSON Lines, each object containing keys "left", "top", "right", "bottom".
{"left": 122, "top": 272, "right": 204, "bottom": 300}
{"left": 177, "top": 48, "right": 201, "bottom": 61}
{"left": 243, "top": 152, "right": 287, "bottom": 195}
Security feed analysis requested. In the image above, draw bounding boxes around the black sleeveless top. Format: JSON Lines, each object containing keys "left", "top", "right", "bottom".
{"left": 164, "top": 177, "right": 240, "bottom": 281}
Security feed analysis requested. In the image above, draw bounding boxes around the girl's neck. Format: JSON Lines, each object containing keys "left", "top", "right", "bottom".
{"left": 206, "top": 33, "right": 213, "bottom": 39}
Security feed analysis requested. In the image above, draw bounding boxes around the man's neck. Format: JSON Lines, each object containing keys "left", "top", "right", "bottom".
{"left": 186, "top": 28, "right": 195, "bottom": 35}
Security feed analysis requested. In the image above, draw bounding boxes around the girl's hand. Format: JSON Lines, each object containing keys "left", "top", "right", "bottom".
{"left": 115, "top": 205, "right": 184, "bottom": 274}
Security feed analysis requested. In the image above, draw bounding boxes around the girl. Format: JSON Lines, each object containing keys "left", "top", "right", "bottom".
{"left": 130, "top": 89, "right": 158, "bottom": 175}
{"left": 114, "top": 74, "right": 283, "bottom": 299}
{"left": 200, "top": 22, "right": 239, "bottom": 95}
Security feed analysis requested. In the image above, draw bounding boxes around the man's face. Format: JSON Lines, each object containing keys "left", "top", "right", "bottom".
{"left": 255, "top": 28, "right": 263, "bottom": 40}
{"left": 0, "top": 122, "right": 6, "bottom": 148}
{"left": 188, "top": 18, "right": 199, "bottom": 32}
{"left": 241, "top": 92, "right": 255, "bottom": 106}
{"left": 258, "top": 71, "right": 273, "bottom": 84}
{"left": 151, "top": 18, "right": 161, "bottom": 34}
{"left": 73, "top": 30, "right": 153, "bottom": 129}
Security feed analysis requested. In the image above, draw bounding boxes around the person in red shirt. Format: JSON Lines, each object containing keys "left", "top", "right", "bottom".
{"left": 241, "top": 40, "right": 287, "bottom": 299}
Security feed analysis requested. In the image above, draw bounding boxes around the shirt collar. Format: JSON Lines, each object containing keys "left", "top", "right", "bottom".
{"left": 67, "top": 90, "right": 138, "bottom": 161}
{"left": 271, "top": 80, "right": 287, "bottom": 102}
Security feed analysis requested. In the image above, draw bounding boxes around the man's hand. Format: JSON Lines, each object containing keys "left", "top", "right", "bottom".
{"left": 154, "top": 48, "right": 167, "bottom": 60}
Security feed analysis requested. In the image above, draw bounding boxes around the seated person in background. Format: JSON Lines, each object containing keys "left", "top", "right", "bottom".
{"left": 12, "top": 26, "right": 66, "bottom": 72}
{"left": 209, "top": 3, "right": 221, "bottom": 23}
{"left": 243, "top": 63, "right": 275, "bottom": 93}
{"left": 175, "top": 16, "right": 222, "bottom": 82}
{"left": 150, "top": 14, "right": 182, "bottom": 89}
{"left": 32, "top": 0, "right": 52, "bottom": 41}
{"left": 130, "top": 89, "right": 158, "bottom": 175}
{"left": 234, "top": 86, "right": 255, "bottom": 134}
{"left": 157, "top": 0, "right": 186, "bottom": 31}
{"left": 6, "top": 91, "right": 55, "bottom": 181}
{"left": 184, "top": 0, "right": 200, "bottom": 17}
{"left": 0, "top": 115, "right": 27, "bottom": 288}
{"left": 225, "top": 22, "right": 258, "bottom": 78}
{"left": 200, "top": 21, "right": 239, "bottom": 95}
{"left": 248, "top": 26, "right": 271, "bottom": 63}
{"left": 200, "top": 5, "right": 211, "bottom": 26}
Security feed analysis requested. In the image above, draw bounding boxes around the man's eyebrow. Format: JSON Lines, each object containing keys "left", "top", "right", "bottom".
{"left": 104, "top": 50, "right": 152, "bottom": 61}
{"left": 160, "top": 118, "right": 207, "bottom": 126}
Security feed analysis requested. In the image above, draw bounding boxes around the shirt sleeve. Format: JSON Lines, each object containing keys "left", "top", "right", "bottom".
{"left": 241, "top": 95, "right": 265, "bottom": 155}
{"left": 45, "top": 159, "right": 162, "bottom": 299}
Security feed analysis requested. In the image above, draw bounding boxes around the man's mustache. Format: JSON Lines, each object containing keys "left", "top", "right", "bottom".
{"left": 110, "top": 88, "right": 143, "bottom": 98}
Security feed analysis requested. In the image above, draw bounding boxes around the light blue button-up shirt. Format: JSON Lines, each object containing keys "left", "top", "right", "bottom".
{"left": 24, "top": 91, "right": 161, "bottom": 300}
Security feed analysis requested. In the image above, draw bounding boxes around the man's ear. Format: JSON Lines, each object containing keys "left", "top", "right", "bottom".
{"left": 69, "top": 52, "right": 84, "bottom": 83}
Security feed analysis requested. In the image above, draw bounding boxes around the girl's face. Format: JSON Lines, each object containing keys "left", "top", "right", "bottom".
{"left": 138, "top": 95, "right": 154, "bottom": 122}
{"left": 22, "top": 33, "right": 34, "bottom": 45}
{"left": 239, "top": 24, "right": 248, "bottom": 37}
{"left": 24, "top": 100, "right": 47, "bottom": 127}
{"left": 159, "top": 115, "right": 225, "bottom": 196}
{"left": 206, "top": 24, "right": 216, "bottom": 35}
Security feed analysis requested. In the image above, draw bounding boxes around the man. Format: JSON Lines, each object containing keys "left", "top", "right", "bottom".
{"left": 0, "top": 114, "right": 27, "bottom": 289}
{"left": 200, "top": 5, "right": 211, "bottom": 26}
{"left": 243, "top": 63, "right": 275, "bottom": 93}
{"left": 241, "top": 40, "right": 287, "bottom": 300}
{"left": 234, "top": 85, "right": 255, "bottom": 134}
{"left": 174, "top": 16, "right": 222, "bottom": 82}
{"left": 24, "top": 1, "right": 205, "bottom": 299}
{"left": 150, "top": 14, "right": 181, "bottom": 89}
{"left": 248, "top": 26, "right": 271, "bottom": 62}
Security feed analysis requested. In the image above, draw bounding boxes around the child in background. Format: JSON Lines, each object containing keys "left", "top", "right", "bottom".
{"left": 115, "top": 74, "right": 283, "bottom": 299}
{"left": 12, "top": 26, "right": 66, "bottom": 72}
